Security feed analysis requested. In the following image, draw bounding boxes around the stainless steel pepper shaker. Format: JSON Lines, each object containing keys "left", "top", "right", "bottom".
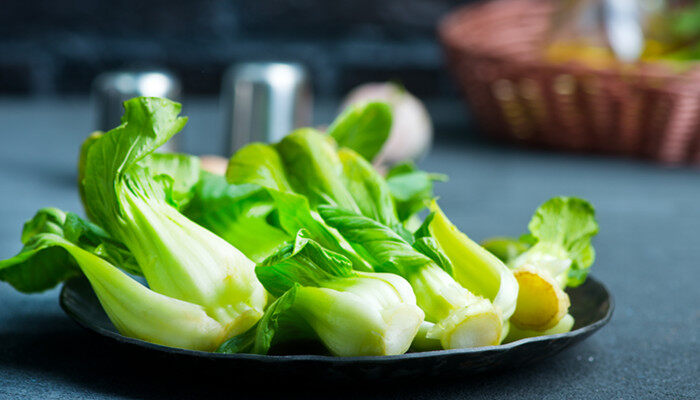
{"left": 92, "top": 70, "right": 183, "bottom": 152}
{"left": 221, "top": 62, "right": 312, "bottom": 155}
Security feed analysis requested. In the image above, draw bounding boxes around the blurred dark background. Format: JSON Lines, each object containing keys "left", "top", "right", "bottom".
{"left": 1, "top": 0, "right": 479, "bottom": 99}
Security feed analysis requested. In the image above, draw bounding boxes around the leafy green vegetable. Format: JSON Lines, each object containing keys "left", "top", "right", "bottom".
{"left": 78, "top": 131, "right": 103, "bottom": 217}
{"left": 0, "top": 208, "right": 139, "bottom": 293}
{"left": 2, "top": 210, "right": 228, "bottom": 350}
{"left": 386, "top": 162, "right": 447, "bottom": 223}
{"left": 412, "top": 236, "right": 453, "bottom": 276}
{"left": 423, "top": 202, "right": 519, "bottom": 323}
{"left": 79, "top": 131, "right": 202, "bottom": 213}
{"left": 267, "top": 190, "right": 373, "bottom": 272}
{"left": 512, "top": 197, "right": 598, "bottom": 288}
{"left": 486, "top": 197, "right": 597, "bottom": 331}
{"left": 226, "top": 137, "right": 374, "bottom": 272}
{"left": 1, "top": 95, "right": 604, "bottom": 356}
{"left": 250, "top": 232, "right": 424, "bottom": 356}
{"left": 139, "top": 152, "right": 202, "bottom": 208}
{"left": 226, "top": 143, "right": 293, "bottom": 192}
{"left": 256, "top": 231, "right": 355, "bottom": 297}
{"left": 327, "top": 102, "right": 392, "bottom": 162}
{"left": 319, "top": 205, "right": 504, "bottom": 349}
{"left": 338, "top": 148, "right": 399, "bottom": 228}
{"left": 276, "top": 128, "right": 360, "bottom": 212}
{"left": 217, "top": 285, "right": 302, "bottom": 355}
{"left": 80, "top": 97, "right": 267, "bottom": 345}
{"left": 250, "top": 285, "right": 303, "bottom": 355}
{"left": 182, "top": 172, "right": 290, "bottom": 263}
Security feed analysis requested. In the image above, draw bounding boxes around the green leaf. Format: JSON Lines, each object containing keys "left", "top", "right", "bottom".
{"left": 386, "top": 162, "right": 447, "bottom": 222}
{"left": 81, "top": 97, "right": 267, "bottom": 337}
{"left": 327, "top": 102, "right": 392, "bottom": 162}
{"left": 275, "top": 128, "right": 360, "bottom": 212}
{"left": 317, "top": 205, "right": 432, "bottom": 277}
{"left": 0, "top": 234, "right": 82, "bottom": 294}
{"left": 525, "top": 197, "right": 599, "bottom": 287}
{"left": 62, "top": 212, "right": 141, "bottom": 276}
{"left": 78, "top": 131, "right": 104, "bottom": 217}
{"left": 0, "top": 208, "right": 140, "bottom": 293}
{"left": 413, "top": 211, "right": 435, "bottom": 240}
{"left": 82, "top": 97, "right": 187, "bottom": 234}
{"left": 3, "top": 230, "right": 230, "bottom": 351}
{"left": 251, "top": 285, "right": 302, "bottom": 355}
{"left": 413, "top": 237, "right": 453, "bottom": 276}
{"left": 226, "top": 143, "right": 293, "bottom": 192}
{"left": 256, "top": 231, "right": 354, "bottom": 297}
{"left": 338, "top": 148, "right": 399, "bottom": 228}
{"left": 138, "top": 152, "right": 201, "bottom": 208}
{"left": 216, "top": 323, "right": 257, "bottom": 354}
{"left": 182, "top": 173, "right": 291, "bottom": 263}
{"left": 20, "top": 207, "right": 67, "bottom": 243}
{"left": 267, "top": 190, "right": 373, "bottom": 272}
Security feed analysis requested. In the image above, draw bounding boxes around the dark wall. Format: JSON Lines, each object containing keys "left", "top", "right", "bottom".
{"left": 1, "top": 0, "right": 479, "bottom": 97}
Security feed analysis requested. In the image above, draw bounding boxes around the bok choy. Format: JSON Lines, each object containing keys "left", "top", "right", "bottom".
{"left": 220, "top": 232, "right": 424, "bottom": 356}
{"left": 0, "top": 95, "right": 603, "bottom": 356}
{"left": 319, "top": 206, "right": 505, "bottom": 349}
{"left": 2, "top": 97, "right": 268, "bottom": 350}
{"left": 483, "top": 197, "right": 598, "bottom": 332}
{"left": 81, "top": 97, "right": 267, "bottom": 344}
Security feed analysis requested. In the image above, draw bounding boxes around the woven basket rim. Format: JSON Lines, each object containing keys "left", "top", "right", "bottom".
{"left": 437, "top": 0, "right": 700, "bottom": 93}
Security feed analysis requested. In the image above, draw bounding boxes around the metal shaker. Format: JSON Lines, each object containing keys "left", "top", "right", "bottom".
{"left": 222, "top": 62, "right": 312, "bottom": 155}
{"left": 92, "top": 70, "right": 182, "bottom": 152}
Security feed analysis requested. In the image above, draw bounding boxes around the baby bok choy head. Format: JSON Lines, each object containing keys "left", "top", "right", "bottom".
{"left": 220, "top": 231, "right": 424, "bottom": 356}
{"left": 319, "top": 206, "right": 505, "bottom": 350}
{"left": 483, "top": 197, "right": 598, "bottom": 332}
{"left": 416, "top": 201, "right": 519, "bottom": 340}
{"left": 0, "top": 209, "right": 229, "bottom": 351}
{"left": 79, "top": 97, "right": 267, "bottom": 346}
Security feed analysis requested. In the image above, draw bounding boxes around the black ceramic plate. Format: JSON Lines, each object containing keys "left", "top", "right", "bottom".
{"left": 59, "top": 276, "right": 613, "bottom": 380}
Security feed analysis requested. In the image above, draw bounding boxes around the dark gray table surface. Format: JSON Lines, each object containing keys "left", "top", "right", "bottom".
{"left": 0, "top": 97, "right": 697, "bottom": 399}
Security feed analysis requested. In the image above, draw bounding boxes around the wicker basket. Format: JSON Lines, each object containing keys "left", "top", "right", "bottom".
{"left": 439, "top": 0, "right": 700, "bottom": 165}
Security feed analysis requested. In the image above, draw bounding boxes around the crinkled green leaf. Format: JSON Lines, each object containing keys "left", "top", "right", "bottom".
{"left": 514, "top": 197, "right": 599, "bottom": 287}
{"left": 527, "top": 197, "right": 598, "bottom": 287}
{"left": 317, "top": 205, "right": 432, "bottom": 277}
{"left": 256, "top": 231, "right": 354, "bottom": 297}
{"left": 267, "top": 190, "right": 373, "bottom": 272}
{"left": 82, "top": 97, "right": 187, "bottom": 234}
{"left": 81, "top": 97, "right": 267, "bottom": 336}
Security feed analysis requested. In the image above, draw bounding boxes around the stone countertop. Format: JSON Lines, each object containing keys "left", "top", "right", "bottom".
{"left": 0, "top": 97, "right": 697, "bottom": 399}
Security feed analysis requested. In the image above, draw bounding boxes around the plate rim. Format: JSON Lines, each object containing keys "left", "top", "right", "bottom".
{"left": 59, "top": 275, "right": 614, "bottom": 363}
